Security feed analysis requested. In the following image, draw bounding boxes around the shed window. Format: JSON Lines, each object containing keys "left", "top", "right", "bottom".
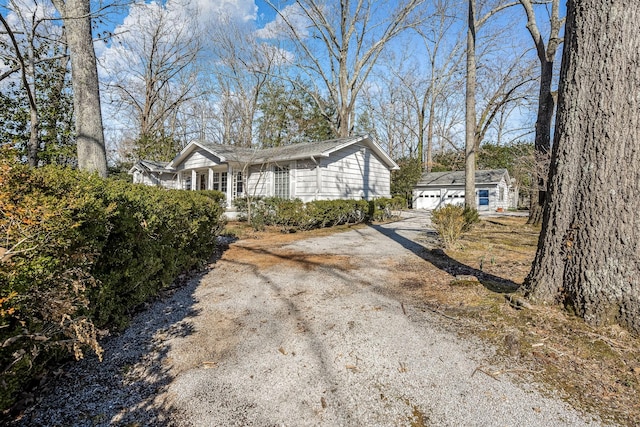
{"left": 499, "top": 187, "right": 505, "bottom": 202}
{"left": 478, "top": 189, "right": 489, "bottom": 206}
{"left": 274, "top": 166, "right": 289, "bottom": 199}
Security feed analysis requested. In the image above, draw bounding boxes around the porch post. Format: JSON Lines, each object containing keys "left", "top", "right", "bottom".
{"left": 208, "top": 168, "right": 213, "bottom": 190}
{"left": 226, "top": 164, "right": 233, "bottom": 208}
{"left": 191, "top": 170, "right": 197, "bottom": 191}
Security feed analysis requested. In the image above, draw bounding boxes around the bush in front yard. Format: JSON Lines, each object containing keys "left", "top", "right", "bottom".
{"left": 431, "top": 204, "right": 479, "bottom": 248}
{"left": 0, "top": 155, "right": 225, "bottom": 411}
{"left": 368, "top": 196, "right": 406, "bottom": 221}
{"left": 234, "top": 197, "right": 374, "bottom": 231}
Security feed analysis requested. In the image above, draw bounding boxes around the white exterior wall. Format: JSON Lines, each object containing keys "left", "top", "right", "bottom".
{"left": 135, "top": 141, "right": 395, "bottom": 205}
{"left": 246, "top": 165, "right": 271, "bottom": 198}
{"left": 294, "top": 159, "right": 321, "bottom": 202}
{"left": 495, "top": 177, "right": 510, "bottom": 211}
{"left": 177, "top": 149, "right": 221, "bottom": 170}
{"left": 133, "top": 170, "right": 178, "bottom": 189}
{"left": 320, "top": 144, "right": 391, "bottom": 201}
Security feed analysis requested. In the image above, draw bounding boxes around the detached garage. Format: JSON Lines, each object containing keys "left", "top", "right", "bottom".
{"left": 413, "top": 169, "right": 516, "bottom": 211}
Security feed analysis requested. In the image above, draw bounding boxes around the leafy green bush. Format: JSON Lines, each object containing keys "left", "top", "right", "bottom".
{"left": 368, "top": 196, "right": 407, "bottom": 221}
{"left": 0, "top": 155, "right": 224, "bottom": 410}
{"left": 234, "top": 197, "right": 372, "bottom": 232}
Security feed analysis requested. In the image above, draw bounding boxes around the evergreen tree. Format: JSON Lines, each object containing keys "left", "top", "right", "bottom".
{"left": 257, "top": 80, "right": 335, "bottom": 147}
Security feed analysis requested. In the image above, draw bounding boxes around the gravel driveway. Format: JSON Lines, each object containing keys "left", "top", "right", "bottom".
{"left": 13, "top": 211, "right": 603, "bottom": 426}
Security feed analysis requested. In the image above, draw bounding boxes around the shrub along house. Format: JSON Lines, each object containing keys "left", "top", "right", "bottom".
{"left": 412, "top": 169, "right": 517, "bottom": 211}
{"left": 129, "top": 135, "right": 399, "bottom": 214}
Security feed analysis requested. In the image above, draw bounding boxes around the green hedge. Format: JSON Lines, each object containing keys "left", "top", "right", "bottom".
{"left": 0, "top": 157, "right": 225, "bottom": 410}
{"left": 234, "top": 196, "right": 404, "bottom": 232}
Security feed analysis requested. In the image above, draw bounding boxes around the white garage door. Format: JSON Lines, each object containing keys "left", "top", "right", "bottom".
{"left": 441, "top": 189, "right": 465, "bottom": 206}
{"left": 414, "top": 189, "right": 441, "bottom": 210}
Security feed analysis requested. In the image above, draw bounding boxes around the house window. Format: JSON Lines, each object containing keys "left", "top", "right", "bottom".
{"left": 184, "top": 176, "right": 192, "bottom": 190}
{"left": 199, "top": 173, "right": 207, "bottom": 190}
{"left": 274, "top": 166, "right": 289, "bottom": 199}
{"left": 233, "top": 172, "right": 243, "bottom": 198}
{"left": 212, "top": 172, "right": 228, "bottom": 193}
{"left": 478, "top": 189, "right": 489, "bottom": 206}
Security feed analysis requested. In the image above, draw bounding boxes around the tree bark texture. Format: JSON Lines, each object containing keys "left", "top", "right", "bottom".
{"left": 524, "top": 0, "right": 640, "bottom": 333}
{"left": 55, "top": 0, "right": 108, "bottom": 176}
{"left": 464, "top": 0, "right": 477, "bottom": 208}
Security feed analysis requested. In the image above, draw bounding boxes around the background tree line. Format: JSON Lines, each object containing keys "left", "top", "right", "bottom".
{"left": 1, "top": 0, "right": 546, "bottom": 173}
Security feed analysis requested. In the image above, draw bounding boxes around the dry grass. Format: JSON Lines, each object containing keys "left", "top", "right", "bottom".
{"left": 393, "top": 217, "right": 640, "bottom": 426}
{"left": 221, "top": 221, "right": 361, "bottom": 271}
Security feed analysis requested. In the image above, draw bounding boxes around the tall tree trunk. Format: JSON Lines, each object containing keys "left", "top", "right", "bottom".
{"left": 464, "top": 0, "right": 477, "bottom": 208}
{"left": 521, "top": 0, "right": 563, "bottom": 225}
{"left": 54, "top": 0, "right": 108, "bottom": 177}
{"left": 527, "top": 59, "right": 554, "bottom": 225}
{"left": 426, "top": 86, "right": 436, "bottom": 172}
{"left": 524, "top": 0, "right": 640, "bottom": 334}
{"left": 417, "top": 105, "right": 425, "bottom": 168}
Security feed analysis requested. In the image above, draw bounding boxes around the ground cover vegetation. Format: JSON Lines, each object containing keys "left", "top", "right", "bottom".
{"left": 392, "top": 216, "right": 640, "bottom": 425}
{"left": 0, "top": 152, "right": 225, "bottom": 411}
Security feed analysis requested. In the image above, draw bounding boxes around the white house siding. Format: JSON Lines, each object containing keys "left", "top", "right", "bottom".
{"left": 495, "top": 177, "right": 510, "bottom": 210}
{"left": 177, "top": 149, "right": 220, "bottom": 170}
{"left": 321, "top": 144, "right": 391, "bottom": 200}
{"left": 246, "top": 165, "right": 271, "bottom": 198}
{"left": 134, "top": 171, "right": 178, "bottom": 189}
{"left": 294, "top": 159, "right": 321, "bottom": 202}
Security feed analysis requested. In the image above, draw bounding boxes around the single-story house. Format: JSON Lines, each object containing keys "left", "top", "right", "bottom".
{"left": 129, "top": 135, "right": 399, "bottom": 213}
{"left": 413, "top": 169, "right": 517, "bottom": 211}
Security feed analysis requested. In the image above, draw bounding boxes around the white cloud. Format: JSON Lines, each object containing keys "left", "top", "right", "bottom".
{"left": 193, "top": 0, "right": 257, "bottom": 23}
{"left": 254, "top": 3, "right": 309, "bottom": 40}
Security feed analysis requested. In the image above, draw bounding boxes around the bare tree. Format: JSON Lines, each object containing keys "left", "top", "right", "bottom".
{"left": 103, "top": 0, "right": 202, "bottom": 160}
{"left": 475, "top": 49, "right": 536, "bottom": 147}
{"left": 207, "top": 17, "right": 282, "bottom": 147}
{"left": 524, "top": 0, "right": 640, "bottom": 334}
{"left": 360, "top": 74, "right": 416, "bottom": 159}
{"left": 520, "top": 0, "right": 564, "bottom": 225}
{"left": 414, "top": 0, "right": 465, "bottom": 171}
{"left": 51, "top": 0, "right": 107, "bottom": 176}
{"left": 264, "top": 0, "right": 426, "bottom": 138}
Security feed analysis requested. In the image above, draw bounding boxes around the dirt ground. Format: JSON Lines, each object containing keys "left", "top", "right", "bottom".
{"left": 11, "top": 211, "right": 638, "bottom": 426}
{"left": 157, "top": 211, "right": 615, "bottom": 426}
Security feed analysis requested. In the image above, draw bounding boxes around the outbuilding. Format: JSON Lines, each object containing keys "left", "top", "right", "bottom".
{"left": 413, "top": 169, "right": 517, "bottom": 211}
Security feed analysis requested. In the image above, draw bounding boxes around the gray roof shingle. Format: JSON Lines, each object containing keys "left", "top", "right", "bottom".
{"left": 195, "top": 136, "right": 366, "bottom": 164}
{"left": 416, "top": 169, "right": 509, "bottom": 187}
